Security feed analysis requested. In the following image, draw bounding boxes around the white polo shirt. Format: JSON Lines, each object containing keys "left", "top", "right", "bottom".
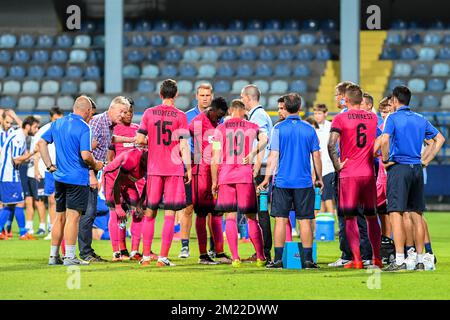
{"left": 316, "top": 120, "right": 335, "bottom": 177}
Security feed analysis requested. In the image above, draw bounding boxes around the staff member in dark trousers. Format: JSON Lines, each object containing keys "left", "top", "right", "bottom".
{"left": 381, "top": 86, "right": 445, "bottom": 271}
{"left": 79, "top": 96, "right": 129, "bottom": 262}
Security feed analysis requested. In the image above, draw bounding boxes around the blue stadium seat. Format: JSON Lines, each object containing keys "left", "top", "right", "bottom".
{"left": 290, "top": 80, "right": 307, "bottom": 93}
{"left": 400, "top": 47, "right": 418, "bottom": 60}
{"left": 247, "top": 20, "right": 263, "bottom": 31}
{"left": 41, "top": 80, "right": 59, "bottom": 94}
{"left": 432, "top": 63, "right": 450, "bottom": 76}
{"left": 429, "top": 21, "right": 446, "bottom": 29}
{"left": 259, "top": 96, "right": 267, "bottom": 107}
{"left": 123, "top": 35, "right": 130, "bottom": 47}
{"left": 56, "top": 96, "right": 75, "bottom": 111}
{"left": 407, "top": 78, "right": 426, "bottom": 92}
{"left": 438, "top": 47, "right": 450, "bottom": 60}
{"left": 95, "top": 95, "right": 112, "bottom": 109}
{"left": 409, "top": 95, "right": 420, "bottom": 108}
{"left": 0, "top": 66, "right": 6, "bottom": 78}
{"left": 393, "top": 63, "right": 412, "bottom": 77}
{"left": 37, "top": 96, "right": 55, "bottom": 110}
{"left": 268, "top": 95, "right": 280, "bottom": 108}
{"left": 202, "top": 49, "right": 219, "bottom": 62}
{"left": 56, "top": 34, "right": 73, "bottom": 48}
{"left": 422, "top": 95, "right": 439, "bottom": 109}
{"left": 85, "top": 65, "right": 101, "bottom": 79}
{"left": 179, "top": 64, "right": 198, "bottom": 77}
{"left": 262, "top": 34, "right": 279, "bottom": 46}
{"left": 418, "top": 47, "right": 436, "bottom": 61}
{"left": 37, "top": 35, "right": 54, "bottom": 48}
{"left": 169, "top": 35, "right": 185, "bottom": 47}
{"left": 18, "top": 34, "right": 35, "bottom": 48}
{"left": 131, "top": 34, "right": 147, "bottom": 47}
{"left": 303, "top": 20, "right": 318, "bottom": 31}
{"left": 220, "top": 48, "right": 238, "bottom": 61}
{"left": 293, "top": 64, "right": 311, "bottom": 77}
{"left": 2, "top": 80, "right": 21, "bottom": 94}
{"left": 160, "top": 64, "right": 178, "bottom": 77}
{"left": 254, "top": 80, "right": 269, "bottom": 94}
{"left": 413, "top": 63, "right": 431, "bottom": 76}
{"left": 281, "top": 34, "right": 297, "bottom": 46}
{"left": 240, "top": 48, "right": 257, "bottom": 61}
{"left": 46, "top": 65, "right": 64, "bottom": 78}
{"left": 427, "top": 78, "right": 445, "bottom": 92}
{"left": 178, "top": 80, "right": 193, "bottom": 94}
{"left": 88, "top": 50, "right": 104, "bottom": 63}
{"left": 135, "top": 20, "right": 151, "bottom": 32}
{"left": 183, "top": 49, "right": 201, "bottom": 62}
{"left": 80, "top": 20, "right": 97, "bottom": 33}
{"left": 51, "top": 50, "right": 68, "bottom": 63}
{"left": 79, "top": 81, "right": 98, "bottom": 94}
{"left": 209, "top": 23, "right": 225, "bottom": 30}
{"left": 443, "top": 35, "right": 450, "bottom": 45}
{"left": 318, "top": 34, "right": 333, "bottom": 45}
{"left": 214, "top": 80, "right": 231, "bottom": 93}
{"left": 74, "top": 35, "right": 91, "bottom": 48}
{"left": 405, "top": 33, "right": 421, "bottom": 45}
{"left": 236, "top": 63, "right": 254, "bottom": 77}
{"left": 13, "top": 49, "right": 29, "bottom": 62}
{"left": 224, "top": 34, "right": 241, "bottom": 46}
{"left": 255, "top": 63, "right": 272, "bottom": 77}
{"left": 32, "top": 50, "right": 49, "bottom": 63}
{"left": 192, "top": 21, "right": 208, "bottom": 31}
{"left": 198, "top": 64, "right": 216, "bottom": 78}
{"left": 93, "top": 35, "right": 105, "bottom": 48}
{"left": 274, "top": 63, "right": 291, "bottom": 77}
{"left": 0, "top": 96, "right": 16, "bottom": 108}
{"left": 69, "top": 49, "right": 87, "bottom": 63}
{"left": 321, "top": 20, "right": 337, "bottom": 30}
{"left": 22, "top": 80, "right": 39, "bottom": 94}
{"left": 138, "top": 80, "right": 155, "bottom": 93}
{"left": 127, "top": 50, "right": 145, "bottom": 63}
{"left": 259, "top": 48, "right": 275, "bottom": 61}
{"left": 206, "top": 34, "right": 222, "bottom": 46}
{"left": 441, "top": 94, "right": 450, "bottom": 109}
{"left": 297, "top": 48, "right": 314, "bottom": 60}
{"left": 242, "top": 35, "right": 259, "bottom": 46}
{"left": 153, "top": 20, "right": 170, "bottom": 31}
{"left": 284, "top": 20, "right": 299, "bottom": 30}
{"left": 232, "top": 80, "right": 250, "bottom": 94}
{"left": 380, "top": 47, "right": 399, "bottom": 60}
{"left": 17, "top": 96, "right": 36, "bottom": 111}
{"left": 165, "top": 49, "right": 182, "bottom": 62}
{"left": 172, "top": 21, "right": 186, "bottom": 31}
{"left": 141, "top": 64, "right": 159, "bottom": 78}
{"left": 123, "top": 20, "right": 134, "bottom": 32}
{"left": 187, "top": 34, "right": 203, "bottom": 46}
{"left": 176, "top": 96, "right": 190, "bottom": 111}
{"left": 0, "top": 34, "right": 17, "bottom": 48}
{"left": 316, "top": 48, "right": 331, "bottom": 61}
{"left": 217, "top": 63, "right": 234, "bottom": 77}
{"left": 66, "top": 65, "right": 83, "bottom": 78}
{"left": 149, "top": 34, "right": 166, "bottom": 47}
{"left": 135, "top": 96, "right": 152, "bottom": 111}
{"left": 388, "top": 78, "right": 407, "bottom": 91}
{"left": 265, "top": 20, "right": 282, "bottom": 30}
{"left": 299, "top": 34, "right": 316, "bottom": 45}
{"left": 228, "top": 20, "right": 244, "bottom": 31}
{"left": 60, "top": 80, "right": 78, "bottom": 94}
{"left": 386, "top": 33, "right": 402, "bottom": 45}
{"left": 123, "top": 64, "right": 140, "bottom": 78}
{"left": 28, "top": 65, "right": 45, "bottom": 78}
{"left": 278, "top": 48, "right": 295, "bottom": 61}
{"left": 147, "top": 49, "right": 162, "bottom": 62}
{"left": 424, "top": 32, "right": 442, "bottom": 45}
{"left": 0, "top": 50, "right": 11, "bottom": 62}
{"left": 9, "top": 66, "right": 26, "bottom": 78}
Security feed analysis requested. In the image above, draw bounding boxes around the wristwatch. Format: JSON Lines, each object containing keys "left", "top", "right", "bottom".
{"left": 382, "top": 159, "right": 390, "bottom": 164}
{"left": 46, "top": 164, "right": 54, "bottom": 170}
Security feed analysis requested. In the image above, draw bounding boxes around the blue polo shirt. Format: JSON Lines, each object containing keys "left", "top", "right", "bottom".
{"left": 42, "top": 113, "right": 92, "bottom": 186}
{"left": 186, "top": 106, "right": 200, "bottom": 124}
{"left": 269, "top": 115, "right": 320, "bottom": 188}
{"left": 383, "top": 106, "right": 439, "bottom": 164}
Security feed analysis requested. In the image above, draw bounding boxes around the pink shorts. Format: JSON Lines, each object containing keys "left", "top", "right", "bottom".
{"left": 215, "top": 183, "right": 257, "bottom": 214}
{"left": 338, "top": 176, "right": 377, "bottom": 217}
{"left": 192, "top": 173, "right": 216, "bottom": 216}
{"left": 146, "top": 175, "right": 186, "bottom": 211}
{"left": 136, "top": 178, "right": 145, "bottom": 197}
{"left": 103, "top": 171, "right": 139, "bottom": 207}
{"left": 376, "top": 179, "right": 387, "bottom": 214}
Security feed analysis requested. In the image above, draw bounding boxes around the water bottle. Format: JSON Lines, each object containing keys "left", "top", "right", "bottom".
{"left": 314, "top": 183, "right": 322, "bottom": 211}
{"left": 259, "top": 190, "right": 268, "bottom": 213}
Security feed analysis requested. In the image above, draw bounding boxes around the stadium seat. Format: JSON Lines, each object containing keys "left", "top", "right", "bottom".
{"left": 56, "top": 34, "right": 73, "bottom": 48}
{"left": 255, "top": 63, "right": 272, "bottom": 77}
{"left": 141, "top": 64, "right": 159, "bottom": 78}
{"left": 240, "top": 48, "right": 257, "bottom": 61}
{"left": 147, "top": 49, "right": 162, "bottom": 62}
{"left": 138, "top": 80, "right": 155, "bottom": 93}
{"left": 0, "top": 66, "right": 6, "bottom": 78}
{"left": 131, "top": 34, "right": 147, "bottom": 47}
{"left": 66, "top": 65, "right": 83, "bottom": 78}
{"left": 28, "top": 65, "right": 45, "bottom": 78}
{"left": 79, "top": 81, "right": 98, "bottom": 94}
{"left": 37, "top": 35, "right": 54, "bottom": 48}
{"left": 214, "top": 80, "right": 231, "bottom": 93}
{"left": 386, "top": 33, "right": 402, "bottom": 45}
{"left": 149, "top": 34, "right": 166, "bottom": 47}
{"left": 422, "top": 95, "right": 439, "bottom": 109}
{"left": 440, "top": 94, "right": 450, "bottom": 108}
{"left": 187, "top": 34, "right": 203, "bottom": 46}
{"left": 206, "top": 34, "right": 222, "bottom": 46}
{"left": 60, "top": 80, "right": 78, "bottom": 94}
{"left": 46, "top": 65, "right": 64, "bottom": 78}
{"left": 0, "top": 50, "right": 11, "bottom": 62}
{"left": 443, "top": 35, "right": 450, "bottom": 45}
{"left": 81, "top": 20, "right": 98, "bottom": 33}
{"left": 93, "top": 35, "right": 105, "bottom": 48}
{"left": 37, "top": 96, "right": 55, "bottom": 109}
{"left": 268, "top": 95, "right": 281, "bottom": 109}
{"left": 41, "top": 80, "right": 59, "bottom": 94}
{"left": 297, "top": 48, "right": 314, "bottom": 60}
{"left": 198, "top": 64, "right": 216, "bottom": 78}
{"left": 409, "top": 95, "right": 420, "bottom": 108}
{"left": 321, "top": 19, "right": 337, "bottom": 30}
{"left": 0, "top": 96, "right": 16, "bottom": 108}
{"left": 127, "top": 50, "right": 145, "bottom": 63}
{"left": 290, "top": 80, "right": 307, "bottom": 93}
{"left": 22, "top": 80, "right": 40, "bottom": 94}
{"left": 274, "top": 63, "right": 291, "bottom": 77}
{"left": 123, "top": 20, "right": 134, "bottom": 32}
{"left": 299, "top": 34, "right": 316, "bottom": 45}
{"left": 153, "top": 20, "right": 170, "bottom": 31}
{"left": 69, "top": 49, "right": 87, "bottom": 63}
{"left": 18, "top": 34, "right": 35, "bottom": 48}
{"left": 418, "top": 47, "right": 436, "bottom": 61}
{"left": 393, "top": 63, "right": 412, "bottom": 77}
{"left": 316, "top": 48, "right": 331, "bottom": 61}
{"left": 278, "top": 48, "right": 295, "bottom": 61}
{"left": 85, "top": 66, "right": 101, "bottom": 79}
{"left": 269, "top": 80, "right": 288, "bottom": 93}
{"left": 231, "top": 80, "right": 250, "bottom": 94}
{"left": 424, "top": 32, "right": 442, "bottom": 45}
{"left": 96, "top": 96, "right": 113, "bottom": 109}
{"left": 281, "top": 34, "right": 297, "bottom": 46}
{"left": 242, "top": 35, "right": 260, "bottom": 47}
{"left": 220, "top": 48, "right": 238, "bottom": 61}
{"left": 135, "top": 20, "right": 151, "bottom": 32}
{"left": 254, "top": 80, "right": 269, "bottom": 94}
{"left": 123, "top": 64, "right": 140, "bottom": 78}
{"left": 388, "top": 78, "right": 407, "bottom": 91}
{"left": 160, "top": 65, "right": 177, "bottom": 77}
{"left": 259, "top": 48, "right": 275, "bottom": 61}
{"left": 183, "top": 49, "right": 201, "bottom": 62}
{"left": 56, "top": 96, "right": 74, "bottom": 111}
{"left": 413, "top": 63, "right": 430, "bottom": 76}
{"left": 229, "top": 20, "right": 244, "bottom": 31}
{"left": 169, "top": 35, "right": 185, "bottom": 47}
{"left": 405, "top": 33, "right": 421, "bottom": 45}
{"left": 123, "top": 35, "right": 129, "bottom": 47}
{"left": 432, "top": 63, "right": 449, "bottom": 76}
{"left": 236, "top": 63, "right": 254, "bottom": 77}
{"left": 224, "top": 35, "right": 241, "bottom": 46}
{"left": 284, "top": 20, "right": 300, "bottom": 30}
{"left": 176, "top": 96, "right": 190, "bottom": 111}
{"left": 217, "top": 63, "right": 234, "bottom": 77}
{"left": 380, "top": 47, "right": 398, "bottom": 60}
{"left": 135, "top": 96, "right": 152, "bottom": 111}
{"left": 2, "top": 80, "right": 21, "bottom": 94}
{"left": 303, "top": 19, "right": 319, "bottom": 31}
{"left": 0, "top": 34, "right": 17, "bottom": 48}
{"left": 262, "top": 34, "right": 279, "bottom": 46}
{"left": 438, "top": 47, "right": 450, "bottom": 60}
{"left": 51, "top": 50, "right": 68, "bottom": 63}
{"left": 17, "top": 96, "right": 36, "bottom": 111}
{"left": 74, "top": 35, "right": 91, "bottom": 48}
{"left": 9, "top": 66, "right": 26, "bottom": 78}
{"left": 32, "top": 50, "right": 49, "bottom": 63}
{"left": 265, "top": 20, "right": 282, "bottom": 30}
{"left": 407, "top": 78, "right": 426, "bottom": 92}
{"left": 427, "top": 78, "right": 445, "bottom": 92}
{"left": 247, "top": 20, "right": 263, "bottom": 31}
{"left": 179, "top": 64, "right": 198, "bottom": 77}
{"left": 13, "top": 49, "right": 30, "bottom": 62}
{"left": 446, "top": 79, "right": 450, "bottom": 91}
{"left": 318, "top": 34, "right": 333, "bottom": 45}
{"left": 202, "top": 49, "right": 219, "bottom": 62}
{"left": 400, "top": 47, "right": 418, "bottom": 60}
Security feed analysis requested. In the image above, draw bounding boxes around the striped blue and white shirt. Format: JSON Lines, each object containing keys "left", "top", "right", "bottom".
{"left": 0, "top": 130, "right": 26, "bottom": 183}
{"left": 0, "top": 127, "right": 16, "bottom": 150}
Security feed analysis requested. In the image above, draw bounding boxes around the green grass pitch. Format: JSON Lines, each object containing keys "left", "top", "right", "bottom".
{"left": 1, "top": 212, "right": 449, "bottom": 300}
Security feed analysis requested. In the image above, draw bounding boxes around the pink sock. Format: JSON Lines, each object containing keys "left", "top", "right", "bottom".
{"left": 211, "top": 215, "right": 224, "bottom": 253}
{"left": 225, "top": 217, "right": 239, "bottom": 260}
{"left": 61, "top": 238, "right": 66, "bottom": 256}
{"left": 108, "top": 210, "right": 120, "bottom": 252}
{"left": 142, "top": 216, "right": 155, "bottom": 256}
{"left": 286, "top": 219, "right": 293, "bottom": 242}
{"left": 345, "top": 217, "right": 362, "bottom": 262}
{"left": 160, "top": 215, "right": 175, "bottom": 258}
{"left": 195, "top": 216, "right": 208, "bottom": 255}
{"left": 248, "top": 218, "right": 265, "bottom": 261}
{"left": 366, "top": 217, "right": 381, "bottom": 260}
{"left": 131, "top": 215, "right": 143, "bottom": 252}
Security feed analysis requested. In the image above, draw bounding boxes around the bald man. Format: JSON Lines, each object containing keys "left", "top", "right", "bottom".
{"left": 39, "top": 96, "right": 104, "bottom": 265}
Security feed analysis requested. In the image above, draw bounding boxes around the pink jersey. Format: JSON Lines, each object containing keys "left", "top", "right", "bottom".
{"left": 112, "top": 123, "right": 139, "bottom": 156}
{"left": 330, "top": 109, "right": 378, "bottom": 178}
{"left": 104, "top": 148, "right": 145, "bottom": 180}
{"left": 139, "top": 104, "right": 189, "bottom": 176}
{"left": 377, "top": 123, "right": 387, "bottom": 183}
{"left": 213, "top": 118, "right": 259, "bottom": 185}
{"left": 189, "top": 112, "right": 218, "bottom": 176}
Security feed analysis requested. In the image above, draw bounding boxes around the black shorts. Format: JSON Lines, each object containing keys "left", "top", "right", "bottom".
{"left": 185, "top": 181, "right": 193, "bottom": 206}
{"left": 55, "top": 181, "right": 90, "bottom": 214}
{"left": 322, "top": 172, "right": 337, "bottom": 201}
{"left": 27, "top": 177, "right": 46, "bottom": 201}
{"left": 270, "top": 186, "right": 315, "bottom": 220}
{"left": 386, "top": 164, "right": 425, "bottom": 213}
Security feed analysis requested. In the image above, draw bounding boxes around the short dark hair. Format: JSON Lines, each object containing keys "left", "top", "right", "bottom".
{"left": 345, "top": 84, "right": 363, "bottom": 105}
{"left": 277, "top": 95, "right": 288, "bottom": 104}
{"left": 363, "top": 92, "right": 374, "bottom": 107}
{"left": 210, "top": 96, "right": 228, "bottom": 114}
{"left": 160, "top": 79, "right": 178, "bottom": 99}
{"left": 305, "top": 116, "right": 319, "bottom": 129}
{"left": 283, "top": 93, "right": 302, "bottom": 113}
{"left": 230, "top": 99, "right": 245, "bottom": 109}
{"left": 313, "top": 104, "right": 328, "bottom": 113}
{"left": 22, "top": 116, "right": 39, "bottom": 129}
{"left": 392, "top": 85, "right": 411, "bottom": 106}
{"left": 49, "top": 107, "right": 63, "bottom": 118}
{"left": 125, "top": 96, "right": 135, "bottom": 108}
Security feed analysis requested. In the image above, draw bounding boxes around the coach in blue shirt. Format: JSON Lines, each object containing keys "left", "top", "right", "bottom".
{"left": 381, "top": 86, "right": 445, "bottom": 272}
{"left": 258, "top": 93, "right": 323, "bottom": 269}
{"left": 39, "top": 96, "right": 104, "bottom": 266}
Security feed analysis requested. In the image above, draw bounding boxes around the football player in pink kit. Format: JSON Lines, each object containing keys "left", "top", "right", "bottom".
{"left": 136, "top": 79, "right": 192, "bottom": 267}
{"left": 328, "top": 84, "right": 382, "bottom": 269}
{"left": 211, "top": 99, "right": 266, "bottom": 268}
{"left": 102, "top": 148, "right": 147, "bottom": 262}
{"left": 107, "top": 98, "right": 145, "bottom": 261}
{"left": 189, "top": 97, "right": 231, "bottom": 265}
